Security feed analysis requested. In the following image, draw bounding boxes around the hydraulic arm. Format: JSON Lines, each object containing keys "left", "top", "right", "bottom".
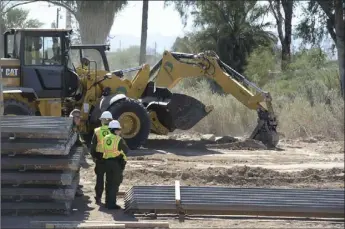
{"left": 149, "top": 50, "right": 279, "bottom": 147}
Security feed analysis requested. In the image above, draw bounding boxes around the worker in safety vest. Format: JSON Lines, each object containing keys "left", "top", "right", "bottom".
{"left": 90, "top": 111, "right": 113, "bottom": 204}
{"left": 102, "top": 120, "right": 128, "bottom": 209}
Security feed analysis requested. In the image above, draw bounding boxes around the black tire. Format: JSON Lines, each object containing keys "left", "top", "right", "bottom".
{"left": 108, "top": 98, "right": 151, "bottom": 150}
{"left": 3, "top": 99, "right": 35, "bottom": 115}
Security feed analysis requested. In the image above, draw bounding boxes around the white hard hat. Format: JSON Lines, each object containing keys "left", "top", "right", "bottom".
{"left": 108, "top": 120, "right": 121, "bottom": 129}
{"left": 99, "top": 111, "right": 113, "bottom": 120}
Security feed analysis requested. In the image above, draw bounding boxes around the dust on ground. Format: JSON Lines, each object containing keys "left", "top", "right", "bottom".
{"left": 2, "top": 134, "right": 344, "bottom": 228}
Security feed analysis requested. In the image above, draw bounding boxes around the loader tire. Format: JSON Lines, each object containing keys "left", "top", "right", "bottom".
{"left": 3, "top": 99, "right": 35, "bottom": 116}
{"left": 108, "top": 98, "right": 151, "bottom": 150}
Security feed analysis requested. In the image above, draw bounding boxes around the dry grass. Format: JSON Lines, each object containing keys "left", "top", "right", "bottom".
{"left": 108, "top": 46, "right": 344, "bottom": 141}
{"left": 172, "top": 77, "right": 344, "bottom": 141}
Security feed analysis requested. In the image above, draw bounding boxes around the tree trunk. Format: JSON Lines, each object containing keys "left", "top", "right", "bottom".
{"left": 139, "top": 0, "right": 149, "bottom": 65}
{"left": 65, "top": 1, "right": 72, "bottom": 29}
{"left": 76, "top": 11, "right": 114, "bottom": 44}
{"left": 75, "top": 3, "right": 116, "bottom": 69}
{"left": 281, "top": 0, "right": 293, "bottom": 70}
{"left": 268, "top": 0, "right": 293, "bottom": 71}
{"left": 334, "top": 0, "right": 345, "bottom": 98}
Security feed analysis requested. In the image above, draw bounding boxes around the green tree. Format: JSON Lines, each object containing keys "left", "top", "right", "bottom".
{"left": 244, "top": 46, "right": 277, "bottom": 86}
{"left": 4, "top": 8, "right": 43, "bottom": 28}
{"left": 296, "top": 0, "right": 344, "bottom": 97}
{"left": 166, "top": 0, "right": 277, "bottom": 73}
{"left": 0, "top": 1, "right": 43, "bottom": 57}
{"left": 171, "top": 34, "right": 199, "bottom": 53}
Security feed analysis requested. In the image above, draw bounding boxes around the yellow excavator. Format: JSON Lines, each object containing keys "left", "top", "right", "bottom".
{"left": 1, "top": 28, "right": 278, "bottom": 149}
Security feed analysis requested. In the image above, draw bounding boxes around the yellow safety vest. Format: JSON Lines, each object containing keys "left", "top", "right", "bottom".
{"left": 94, "top": 125, "right": 110, "bottom": 153}
{"left": 102, "top": 133, "right": 127, "bottom": 161}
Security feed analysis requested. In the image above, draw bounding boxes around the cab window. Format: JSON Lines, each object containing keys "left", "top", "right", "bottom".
{"left": 81, "top": 49, "right": 105, "bottom": 71}
{"left": 24, "top": 36, "right": 62, "bottom": 65}
{"left": 4, "top": 33, "right": 21, "bottom": 58}
{"left": 5, "top": 34, "right": 14, "bottom": 58}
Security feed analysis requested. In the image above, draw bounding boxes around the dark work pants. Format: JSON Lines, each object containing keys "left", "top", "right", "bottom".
{"left": 104, "top": 158, "right": 123, "bottom": 208}
{"left": 94, "top": 159, "right": 106, "bottom": 199}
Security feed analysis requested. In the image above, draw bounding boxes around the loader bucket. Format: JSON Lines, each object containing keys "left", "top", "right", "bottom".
{"left": 165, "top": 93, "right": 213, "bottom": 130}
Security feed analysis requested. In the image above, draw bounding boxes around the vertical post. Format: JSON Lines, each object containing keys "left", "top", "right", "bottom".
{"left": 139, "top": 0, "right": 149, "bottom": 65}
{"left": 56, "top": 8, "right": 60, "bottom": 28}
{"left": 335, "top": 0, "right": 345, "bottom": 98}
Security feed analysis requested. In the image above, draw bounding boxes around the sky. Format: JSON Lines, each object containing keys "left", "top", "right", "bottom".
{"left": 22, "top": 1, "right": 193, "bottom": 37}
{"left": 20, "top": 1, "right": 335, "bottom": 56}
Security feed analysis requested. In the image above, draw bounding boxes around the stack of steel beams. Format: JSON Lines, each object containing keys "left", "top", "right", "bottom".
{"left": 124, "top": 185, "right": 345, "bottom": 218}
{"left": 1, "top": 116, "right": 85, "bottom": 215}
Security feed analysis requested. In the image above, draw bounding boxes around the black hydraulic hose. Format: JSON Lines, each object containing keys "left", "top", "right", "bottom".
{"left": 217, "top": 60, "right": 264, "bottom": 94}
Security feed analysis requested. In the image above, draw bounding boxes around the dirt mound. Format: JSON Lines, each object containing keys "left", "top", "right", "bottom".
{"left": 207, "top": 138, "right": 267, "bottom": 150}
{"left": 144, "top": 135, "right": 266, "bottom": 151}
{"left": 123, "top": 166, "right": 344, "bottom": 188}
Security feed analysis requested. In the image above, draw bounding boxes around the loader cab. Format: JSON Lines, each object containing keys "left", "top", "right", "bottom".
{"left": 69, "top": 44, "right": 110, "bottom": 72}
{"left": 3, "top": 28, "right": 79, "bottom": 99}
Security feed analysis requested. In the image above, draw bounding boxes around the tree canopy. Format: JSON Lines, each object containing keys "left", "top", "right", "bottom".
{"left": 168, "top": 0, "right": 277, "bottom": 73}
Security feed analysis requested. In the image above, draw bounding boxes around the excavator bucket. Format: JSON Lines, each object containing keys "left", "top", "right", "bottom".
{"left": 166, "top": 93, "right": 213, "bottom": 130}
{"left": 249, "top": 111, "right": 279, "bottom": 148}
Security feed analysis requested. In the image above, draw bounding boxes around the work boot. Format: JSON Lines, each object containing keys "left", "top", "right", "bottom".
{"left": 94, "top": 196, "right": 101, "bottom": 205}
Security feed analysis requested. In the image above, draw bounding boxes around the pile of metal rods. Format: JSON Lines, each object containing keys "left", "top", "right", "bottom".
{"left": 124, "top": 184, "right": 344, "bottom": 218}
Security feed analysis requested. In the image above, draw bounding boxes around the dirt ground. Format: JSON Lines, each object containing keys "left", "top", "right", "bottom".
{"left": 2, "top": 134, "right": 344, "bottom": 228}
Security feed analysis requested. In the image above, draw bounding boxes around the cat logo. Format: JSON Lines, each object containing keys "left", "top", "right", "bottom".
{"left": 1, "top": 67, "right": 20, "bottom": 78}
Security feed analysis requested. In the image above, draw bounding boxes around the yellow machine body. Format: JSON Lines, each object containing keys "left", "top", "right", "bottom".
{"left": 1, "top": 28, "right": 278, "bottom": 149}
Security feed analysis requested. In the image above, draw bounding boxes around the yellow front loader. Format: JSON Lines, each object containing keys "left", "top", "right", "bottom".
{"left": 1, "top": 28, "right": 278, "bottom": 149}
